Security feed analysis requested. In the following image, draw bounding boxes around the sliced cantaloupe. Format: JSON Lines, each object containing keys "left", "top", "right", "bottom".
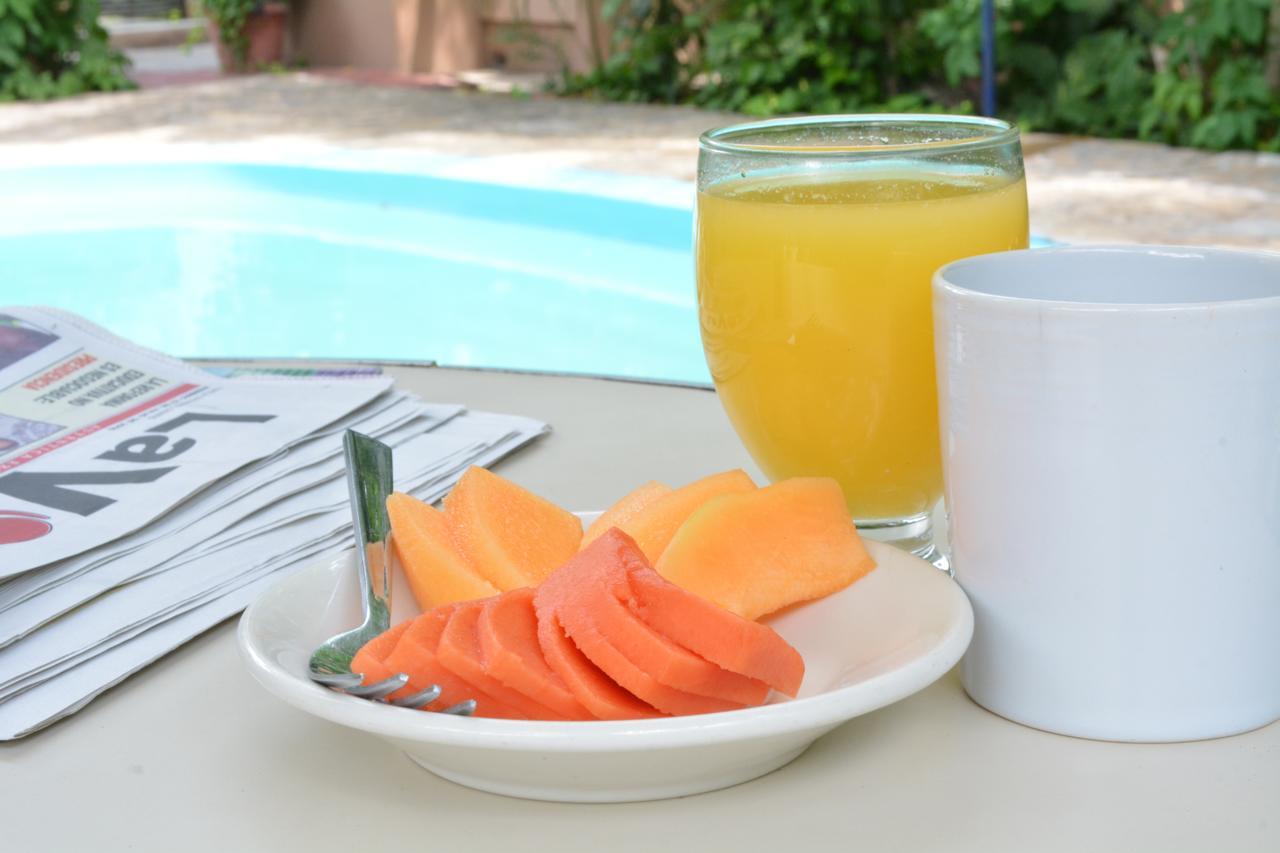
{"left": 552, "top": 529, "right": 769, "bottom": 706}
{"left": 437, "top": 600, "right": 568, "bottom": 720}
{"left": 383, "top": 606, "right": 525, "bottom": 719}
{"left": 444, "top": 466, "right": 582, "bottom": 591}
{"left": 387, "top": 492, "right": 499, "bottom": 611}
{"left": 478, "top": 588, "right": 593, "bottom": 720}
{"left": 581, "top": 480, "right": 671, "bottom": 548}
{"left": 615, "top": 469, "right": 756, "bottom": 562}
{"left": 656, "top": 477, "right": 876, "bottom": 621}
{"left": 627, "top": 563, "right": 804, "bottom": 696}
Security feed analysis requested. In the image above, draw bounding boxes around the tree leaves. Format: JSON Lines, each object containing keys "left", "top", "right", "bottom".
{"left": 0, "top": 0, "right": 131, "bottom": 101}
{"left": 560, "top": 0, "right": 1280, "bottom": 151}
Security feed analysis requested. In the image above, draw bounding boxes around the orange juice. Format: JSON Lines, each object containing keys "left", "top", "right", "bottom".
{"left": 696, "top": 170, "right": 1028, "bottom": 520}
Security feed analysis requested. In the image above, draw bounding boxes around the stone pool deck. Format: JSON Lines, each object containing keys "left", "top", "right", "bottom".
{"left": 0, "top": 73, "right": 1277, "bottom": 250}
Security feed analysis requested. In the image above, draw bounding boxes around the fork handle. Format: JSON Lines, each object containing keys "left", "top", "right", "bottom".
{"left": 344, "top": 430, "right": 395, "bottom": 634}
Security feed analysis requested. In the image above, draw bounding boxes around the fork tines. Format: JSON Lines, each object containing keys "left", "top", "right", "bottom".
{"left": 310, "top": 669, "right": 474, "bottom": 714}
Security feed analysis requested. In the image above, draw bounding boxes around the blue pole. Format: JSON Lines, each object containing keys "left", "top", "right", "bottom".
{"left": 980, "top": 0, "right": 997, "bottom": 116}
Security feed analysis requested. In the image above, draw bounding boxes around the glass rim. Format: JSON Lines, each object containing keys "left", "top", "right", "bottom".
{"left": 698, "top": 114, "right": 1020, "bottom": 157}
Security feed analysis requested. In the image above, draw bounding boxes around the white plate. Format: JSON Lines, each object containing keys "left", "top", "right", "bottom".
{"left": 237, "top": 516, "right": 973, "bottom": 803}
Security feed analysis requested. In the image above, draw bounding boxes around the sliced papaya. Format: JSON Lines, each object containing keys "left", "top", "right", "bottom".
{"left": 556, "top": 604, "right": 745, "bottom": 716}
{"left": 553, "top": 529, "right": 769, "bottom": 705}
{"left": 383, "top": 605, "right": 525, "bottom": 719}
{"left": 437, "top": 600, "right": 568, "bottom": 720}
{"left": 478, "top": 588, "right": 593, "bottom": 720}
{"left": 536, "top": 530, "right": 747, "bottom": 716}
{"left": 533, "top": 609, "right": 662, "bottom": 720}
{"left": 628, "top": 563, "right": 804, "bottom": 696}
{"left": 349, "top": 620, "right": 411, "bottom": 691}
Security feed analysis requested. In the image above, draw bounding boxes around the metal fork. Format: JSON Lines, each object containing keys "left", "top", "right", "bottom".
{"left": 307, "top": 430, "right": 476, "bottom": 715}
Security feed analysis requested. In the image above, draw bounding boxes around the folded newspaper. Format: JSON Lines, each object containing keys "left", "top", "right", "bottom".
{"left": 0, "top": 307, "right": 550, "bottom": 739}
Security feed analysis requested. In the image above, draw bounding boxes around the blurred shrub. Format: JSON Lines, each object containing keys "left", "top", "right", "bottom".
{"left": 560, "top": 0, "right": 1280, "bottom": 151}
{"left": 0, "top": 0, "right": 133, "bottom": 101}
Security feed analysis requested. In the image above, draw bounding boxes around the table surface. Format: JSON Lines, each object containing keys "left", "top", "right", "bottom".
{"left": 2, "top": 365, "right": 1275, "bottom": 853}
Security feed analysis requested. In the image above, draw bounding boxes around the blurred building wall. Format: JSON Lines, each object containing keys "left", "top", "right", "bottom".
{"left": 289, "top": 0, "right": 606, "bottom": 75}
{"left": 483, "top": 1, "right": 608, "bottom": 73}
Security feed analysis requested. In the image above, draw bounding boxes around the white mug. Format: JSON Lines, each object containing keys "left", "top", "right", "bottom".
{"left": 933, "top": 246, "right": 1280, "bottom": 742}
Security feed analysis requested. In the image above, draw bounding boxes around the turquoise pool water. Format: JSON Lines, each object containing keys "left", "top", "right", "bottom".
{"left": 1, "top": 163, "right": 703, "bottom": 382}
{"left": 0, "top": 163, "right": 1049, "bottom": 385}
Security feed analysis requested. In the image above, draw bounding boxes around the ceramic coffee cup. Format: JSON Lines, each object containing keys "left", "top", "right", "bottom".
{"left": 933, "top": 246, "right": 1280, "bottom": 742}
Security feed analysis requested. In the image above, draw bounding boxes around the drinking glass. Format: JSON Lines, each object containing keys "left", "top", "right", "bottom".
{"left": 695, "top": 115, "right": 1028, "bottom": 565}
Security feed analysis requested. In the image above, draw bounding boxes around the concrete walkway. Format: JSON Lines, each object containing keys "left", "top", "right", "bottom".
{"left": 0, "top": 73, "right": 1277, "bottom": 249}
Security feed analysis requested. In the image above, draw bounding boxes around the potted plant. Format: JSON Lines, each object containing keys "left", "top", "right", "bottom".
{"left": 203, "top": 0, "right": 289, "bottom": 73}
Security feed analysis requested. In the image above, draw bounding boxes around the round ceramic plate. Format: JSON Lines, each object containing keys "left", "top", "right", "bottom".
{"left": 237, "top": 515, "right": 973, "bottom": 803}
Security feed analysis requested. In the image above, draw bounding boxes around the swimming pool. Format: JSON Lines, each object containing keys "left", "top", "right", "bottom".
{"left": 1, "top": 162, "right": 704, "bottom": 382}
{"left": 0, "top": 162, "right": 1050, "bottom": 385}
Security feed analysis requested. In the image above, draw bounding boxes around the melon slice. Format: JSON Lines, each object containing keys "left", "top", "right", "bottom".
{"left": 478, "top": 588, "right": 593, "bottom": 720}
{"left": 437, "top": 600, "right": 568, "bottom": 720}
{"left": 383, "top": 606, "right": 525, "bottom": 719}
{"left": 387, "top": 492, "right": 498, "bottom": 610}
{"left": 444, "top": 466, "right": 582, "bottom": 590}
{"left": 581, "top": 480, "right": 671, "bottom": 548}
{"left": 627, "top": 564, "right": 804, "bottom": 696}
{"left": 657, "top": 477, "right": 876, "bottom": 621}
{"left": 553, "top": 529, "right": 769, "bottom": 705}
{"left": 617, "top": 469, "right": 756, "bottom": 562}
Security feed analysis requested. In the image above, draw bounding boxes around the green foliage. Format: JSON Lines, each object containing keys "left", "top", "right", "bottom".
{"left": 564, "top": 0, "right": 947, "bottom": 114}
{"left": 560, "top": 0, "right": 1280, "bottom": 151}
{"left": 0, "top": 0, "right": 132, "bottom": 101}
{"left": 203, "top": 0, "right": 261, "bottom": 69}
{"left": 561, "top": 0, "right": 700, "bottom": 103}
{"left": 182, "top": 23, "right": 208, "bottom": 53}
{"left": 695, "top": 0, "right": 943, "bottom": 115}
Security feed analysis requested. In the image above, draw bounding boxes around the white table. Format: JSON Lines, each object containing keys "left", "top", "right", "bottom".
{"left": 3, "top": 366, "right": 1276, "bottom": 852}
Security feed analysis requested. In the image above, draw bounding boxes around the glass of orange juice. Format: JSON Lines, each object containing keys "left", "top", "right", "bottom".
{"left": 696, "top": 115, "right": 1028, "bottom": 566}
